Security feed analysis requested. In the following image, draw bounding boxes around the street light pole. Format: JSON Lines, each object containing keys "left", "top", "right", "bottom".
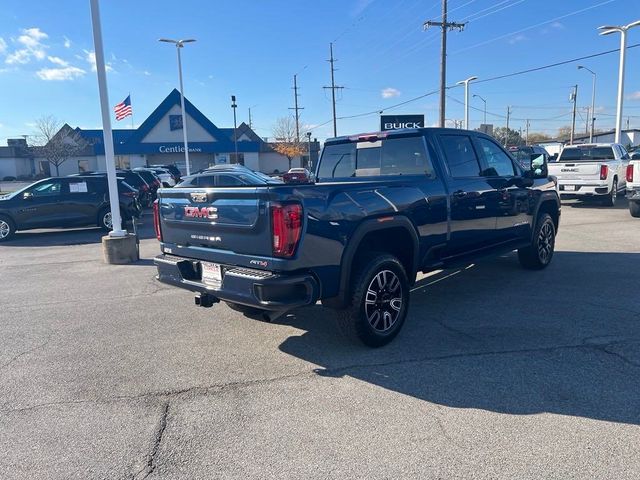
{"left": 231, "top": 95, "right": 239, "bottom": 164}
{"left": 578, "top": 65, "right": 597, "bottom": 143}
{"left": 159, "top": 38, "right": 196, "bottom": 176}
{"left": 473, "top": 94, "right": 487, "bottom": 129}
{"left": 456, "top": 76, "right": 477, "bottom": 130}
{"left": 90, "top": 0, "right": 125, "bottom": 237}
{"left": 599, "top": 20, "right": 640, "bottom": 143}
{"left": 306, "top": 131, "right": 312, "bottom": 169}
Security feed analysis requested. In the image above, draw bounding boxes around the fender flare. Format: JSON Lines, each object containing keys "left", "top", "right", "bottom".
{"left": 532, "top": 191, "right": 560, "bottom": 237}
{"left": 328, "top": 216, "right": 420, "bottom": 308}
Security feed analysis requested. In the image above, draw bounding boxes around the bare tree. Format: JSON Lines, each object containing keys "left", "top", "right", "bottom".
{"left": 272, "top": 116, "right": 306, "bottom": 170}
{"left": 32, "top": 115, "right": 87, "bottom": 176}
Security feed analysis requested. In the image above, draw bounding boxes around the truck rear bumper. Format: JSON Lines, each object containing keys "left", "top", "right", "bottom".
{"left": 558, "top": 183, "right": 609, "bottom": 196}
{"left": 154, "top": 254, "right": 319, "bottom": 311}
{"left": 627, "top": 187, "right": 640, "bottom": 201}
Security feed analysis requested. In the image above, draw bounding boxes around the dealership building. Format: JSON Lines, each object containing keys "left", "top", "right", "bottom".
{"left": 0, "top": 89, "right": 319, "bottom": 179}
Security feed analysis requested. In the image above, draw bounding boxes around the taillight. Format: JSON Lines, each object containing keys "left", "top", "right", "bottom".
{"left": 271, "top": 203, "right": 302, "bottom": 258}
{"left": 153, "top": 200, "right": 162, "bottom": 241}
{"left": 600, "top": 164, "right": 608, "bottom": 180}
{"left": 627, "top": 164, "right": 634, "bottom": 183}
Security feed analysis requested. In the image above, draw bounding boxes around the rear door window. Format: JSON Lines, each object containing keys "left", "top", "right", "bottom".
{"left": 216, "top": 175, "right": 246, "bottom": 187}
{"left": 439, "top": 135, "right": 482, "bottom": 178}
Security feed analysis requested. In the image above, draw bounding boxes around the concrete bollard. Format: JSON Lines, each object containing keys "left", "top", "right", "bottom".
{"left": 102, "top": 233, "right": 139, "bottom": 264}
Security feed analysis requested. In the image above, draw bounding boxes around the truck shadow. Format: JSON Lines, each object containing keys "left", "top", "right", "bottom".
{"left": 562, "top": 197, "right": 630, "bottom": 210}
{"left": 0, "top": 216, "right": 155, "bottom": 247}
{"left": 278, "top": 251, "right": 640, "bottom": 425}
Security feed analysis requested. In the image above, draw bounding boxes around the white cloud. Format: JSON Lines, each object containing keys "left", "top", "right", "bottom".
{"left": 36, "top": 65, "right": 86, "bottom": 81}
{"left": 5, "top": 27, "right": 49, "bottom": 64}
{"left": 551, "top": 21, "right": 564, "bottom": 29}
{"left": 83, "top": 49, "right": 113, "bottom": 72}
{"left": 627, "top": 91, "right": 640, "bottom": 101}
{"left": 0, "top": 37, "right": 7, "bottom": 55}
{"left": 381, "top": 87, "right": 401, "bottom": 99}
{"left": 63, "top": 36, "right": 71, "bottom": 48}
{"left": 508, "top": 34, "right": 527, "bottom": 44}
{"left": 47, "top": 56, "right": 69, "bottom": 67}
{"left": 143, "top": 70, "right": 151, "bottom": 76}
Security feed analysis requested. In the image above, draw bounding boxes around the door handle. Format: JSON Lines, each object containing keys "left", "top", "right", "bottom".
{"left": 453, "top": 190, "right": 467, "bottom": 198}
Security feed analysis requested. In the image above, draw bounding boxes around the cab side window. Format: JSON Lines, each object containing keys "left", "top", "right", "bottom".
{"left": 476, "top": 137, "right": 515, "bottom": 177}
{"left": 30, "top": 181, "right": 63, "bottom": 197}
{"left": 439, "top": 135, "right": 482, "bottom": 178}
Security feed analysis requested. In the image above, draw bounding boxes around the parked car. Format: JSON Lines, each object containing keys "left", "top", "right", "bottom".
{"left": 148, "top": 164, "right": 181, "bottom": 182}
{"left": 0, "top": 176, "right": 141, "bottom": 241}
{"left": 176, "top": 165, "right": 283, "bottom": 187}
{"left": 131, "top": 168, "right": 162, "bottom": 200}
{"left": 548, "top": 143, "right": 630, "bottom": 206}
{"left": 140, "top": 167, "right": 176, "bottom": 188}
{"left": 626, "top": 158, "right": 640, "bottom": 217}
{"left": 508, "top": 145, "right": 550, "bottom": 170}
{"left": 283, "top": 167, "right": 314, "bottom": 183}
{"left": 73, "top": 170, "right": 153, "bottom": 207}
{"left": 153, "top": 127, "right": 560, "bottom": 347}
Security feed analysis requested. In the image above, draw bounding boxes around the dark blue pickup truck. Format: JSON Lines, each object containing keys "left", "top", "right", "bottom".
{"left": 154, "top": 128, "right": 560, "bottom": 346}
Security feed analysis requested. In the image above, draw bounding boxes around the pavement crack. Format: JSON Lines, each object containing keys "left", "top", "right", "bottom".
{"left": 0, "top": 335, "right": 52, "bottom": 371}
{"left": 133, "top": 401, "right": 170, "bottom": 480}
{"left": 431, "top": 318, "right": 479, "bottom": 342}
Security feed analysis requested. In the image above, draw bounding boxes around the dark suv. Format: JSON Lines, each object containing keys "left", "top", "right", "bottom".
{"left": 0, "top": 176, "right": 141, "bottom": 241}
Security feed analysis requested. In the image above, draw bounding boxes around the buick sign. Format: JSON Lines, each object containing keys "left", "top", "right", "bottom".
{"left": 380, "top": 114, "right": 425, "bottom": 131}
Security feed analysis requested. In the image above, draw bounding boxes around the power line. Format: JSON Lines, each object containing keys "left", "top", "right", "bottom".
{"left": 307, "top": 41, "right": 638, "bottom": 134}
{"left": 451, "top": 0, "right": 617, "bottom": 55}
{"left": 475, "top": 43, "right": 640, "bottom": 84}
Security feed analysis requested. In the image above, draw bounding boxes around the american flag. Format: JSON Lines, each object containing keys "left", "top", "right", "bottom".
{"left": 114, "top": 95, "right": 132, "bottom": 121}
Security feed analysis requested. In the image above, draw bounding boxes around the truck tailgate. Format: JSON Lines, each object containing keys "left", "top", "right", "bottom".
{"left": 158, "top": 186, "right": 273, "bottom": 257}
{"left": 548, "top": 162, "right": 601, "bottom": 181}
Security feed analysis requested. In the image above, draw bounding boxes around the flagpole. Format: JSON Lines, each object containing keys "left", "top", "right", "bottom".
{"left": 130, "top": 92, "right": 134, "bottom": 130}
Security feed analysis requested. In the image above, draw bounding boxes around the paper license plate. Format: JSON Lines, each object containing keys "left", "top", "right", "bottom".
{"left": 563, "top": 185, "right": 576, "bottom": 191}
{"left": 201, "top": 262, "right": 222, "bottom": 285}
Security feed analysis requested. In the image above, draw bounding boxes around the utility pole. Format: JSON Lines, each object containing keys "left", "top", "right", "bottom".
{"left": 570, "top": 85, "right": 578, "bottom": 145}
{"left": 424, "top": 0, "right": 466, "bottom": 128}
{"left": 525, "top": 119, "right": 530, "bottom": 145}
{"left": 289, "top": 74, "right": 304, "bottom": 142}
{"left": 504, "top": 106, "right": 511, "bottom": 147}
{"left": 248, "top": 107, "right": 253, "bottom": 130}
{"left": 323, "top": 43, "right": 343, "bottom": 137}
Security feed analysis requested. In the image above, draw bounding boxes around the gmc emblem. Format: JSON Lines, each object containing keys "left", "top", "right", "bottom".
{"left": 184, "top": 206, "right": 218, "bottom": 219}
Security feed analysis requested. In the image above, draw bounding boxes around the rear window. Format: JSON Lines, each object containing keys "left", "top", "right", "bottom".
{"left": 318, "top": 136, "right": 434, "bottom": 180}
{"left": 559, "top": 146, "right": 615, "bottom": 161}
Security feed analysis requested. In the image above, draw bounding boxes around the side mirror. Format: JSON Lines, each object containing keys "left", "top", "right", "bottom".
{"left": 631, "top": 152, "right": 640, "bottom": 160}
{"left": 530, "top": 154, "right": 548, "bottom": 179}
{"left": 22, "top": 192, "right": 33, "bottom": 200}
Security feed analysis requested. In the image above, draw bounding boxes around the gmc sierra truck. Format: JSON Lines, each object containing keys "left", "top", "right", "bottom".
{"left": 548, "top": 143, "right": 630, "bottom": 206}
{"left": 154, "top": 128, "right": 560, "bottom": 347}
{"left": 627, "top": 157, "right": 640, "bottom": 217}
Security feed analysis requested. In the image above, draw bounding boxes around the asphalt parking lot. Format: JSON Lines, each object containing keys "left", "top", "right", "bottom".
{"left": 1, "top": 199, "right": 639, "bottom": 479}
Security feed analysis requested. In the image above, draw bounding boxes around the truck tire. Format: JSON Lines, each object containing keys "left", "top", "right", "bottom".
{"left": 630, "top": 201, "right": 640, "bottom": 218}
{"left": 603, "top": 179, "right": 618, "bottom": 207}
{"left": 335, "top": 252, "right": 409, "bottom": 347}
{"left": 517, "top": 213, "right": 556, "bottom": 270}
{"left": 0, "top": 215, "right": 16, "bottom": 242}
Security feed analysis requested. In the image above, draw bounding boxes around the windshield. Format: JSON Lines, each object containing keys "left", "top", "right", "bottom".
{"left": 559, "top": 146, "right": 615, "bottom": 162}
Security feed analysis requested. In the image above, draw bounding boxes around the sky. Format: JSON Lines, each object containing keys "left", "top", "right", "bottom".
{"left": 0, "top": 0, "right": 639, "bottom": 144}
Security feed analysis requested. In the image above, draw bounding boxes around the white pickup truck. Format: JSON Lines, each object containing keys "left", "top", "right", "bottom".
{"left": 626, "top": 155, "right": 640, "bottom": 217}
{"left": 549, "top": 143, "right": 630, "bottom": 206}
